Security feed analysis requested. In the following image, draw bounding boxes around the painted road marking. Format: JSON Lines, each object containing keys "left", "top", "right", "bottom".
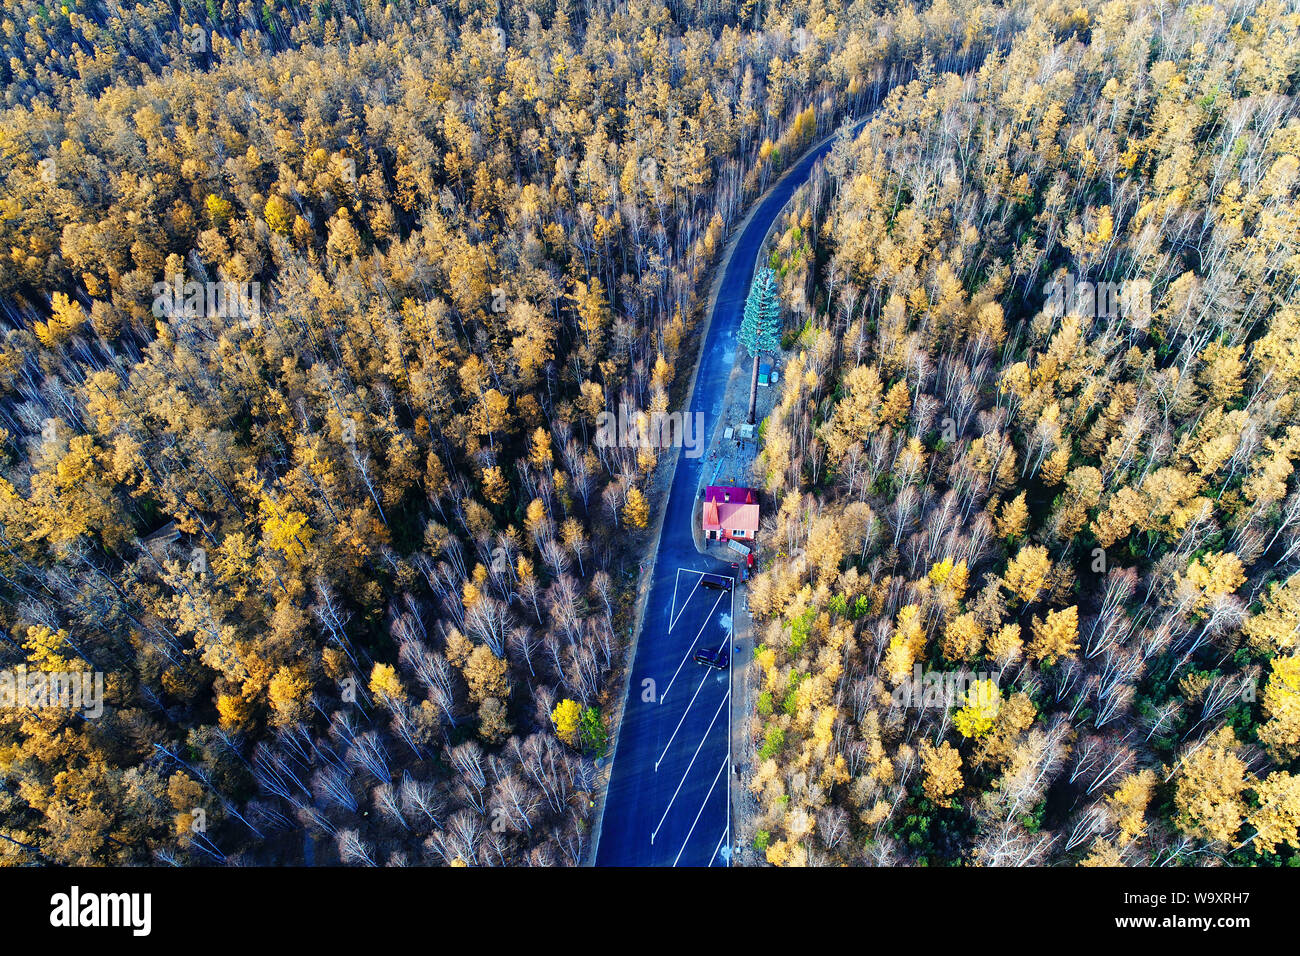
{"left": 660, "top": 588, "right": 725, "bottom": 704}
{"left": 708, "top": 827, "right": 728, "bottom": 867}
{"left": 674, "top": 756, "right": 729, "bottom": 866}
{"left": 650, "top": 689, "right": 729, "bottom": 845}
{"left": 668, "top": 571, "right": 702, "bottom": 634}
{"left": 669, "top": 568, "right": 679, "bottom": 631}
{"left": 655, "top": 667, "right": 710, "bottom": 770}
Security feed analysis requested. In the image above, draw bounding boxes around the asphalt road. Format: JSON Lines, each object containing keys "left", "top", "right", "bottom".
{"left": 594, "top": 125, "right": 855, "bottom": 867}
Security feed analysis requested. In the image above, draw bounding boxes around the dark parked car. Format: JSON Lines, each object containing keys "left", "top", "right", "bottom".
{"left": 693, "top": 646, "right": 730, "bottom": 669}
{"left": 700, "top": 573, "right": 733, "bottom": 591}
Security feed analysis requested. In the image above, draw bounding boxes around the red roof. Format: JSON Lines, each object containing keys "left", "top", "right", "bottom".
{"left": 702, "top": 486, "right": 759, "bottom": 534}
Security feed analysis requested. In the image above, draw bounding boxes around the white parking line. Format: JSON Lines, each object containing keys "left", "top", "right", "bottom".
{"left": 650, "top": 689, "right": 729, "bottom": 845}
{"left": 661, "top": 589, "right": 725, "bottom": 704}
{"left": 670, "top": 568, "right": 681, "bottom": 630}
{"left": 726, "top": 575, "right": 735, "bottom": 863}
{"left": 674, "top": 756, "right": 729, "bottom": 866}
{"left": 668, "top": 572, "right": 702, "bottom": 633}
{"left": 656, "top": 668, "right": 710, "bottom": 770}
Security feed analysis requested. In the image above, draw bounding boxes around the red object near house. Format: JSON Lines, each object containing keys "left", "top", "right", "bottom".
{"left": 702, "top": 485, "right": 759, "bottom": 542}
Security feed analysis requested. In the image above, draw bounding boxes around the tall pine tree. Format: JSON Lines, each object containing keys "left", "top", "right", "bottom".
{"left": 739, "top": 266, "right": 782, "bottom": 425}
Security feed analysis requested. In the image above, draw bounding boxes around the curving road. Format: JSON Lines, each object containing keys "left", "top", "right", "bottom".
{"left": 594, "top": 120, "right": 860, "bottom": 867}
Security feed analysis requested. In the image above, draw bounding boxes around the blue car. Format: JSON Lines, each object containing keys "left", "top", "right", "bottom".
{"left": 693, "top": 646, "right": 730, "bottom": 669}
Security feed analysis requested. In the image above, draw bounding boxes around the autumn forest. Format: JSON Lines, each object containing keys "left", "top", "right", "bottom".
{"left": 0, "top": 0, "right": 1297, "bottom": 870}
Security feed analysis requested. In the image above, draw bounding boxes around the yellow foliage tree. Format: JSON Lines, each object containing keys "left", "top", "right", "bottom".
{"left": 1003, "top": 544, "right": 1051, "bottom": 604}
{"left": 624, "top": 486, "right": 649, "bottom": 529}
{"left": 1174, "top": 727, "right": 1247, "bottom": 844}
{"left": 919, "top": 739, "right": 963, "bottom": 806}
{"left": 1247, "top": 771, "right": 1300, "bottom": 855}
{"left": 1028, "top": 605, "right": 1079, "bottom": 664}
{"left": 954, "top": 679, "right": 1001, "bottom": 738}
{"left": 1259, "top": 654, "right": 1300, "bottom": 761}
{"left": 996, "top": 492, "right": 1029, "bottom": 541}
{"left": 551, "top": 698, "right": 582, "bottom": 747}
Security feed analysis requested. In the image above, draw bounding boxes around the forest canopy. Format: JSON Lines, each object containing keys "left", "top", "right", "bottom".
{"left": 0, "top": 0, "right": 1024, "bottom": 865}
{"left": 742, "top": 0, "right": 1300, "bottom": 866}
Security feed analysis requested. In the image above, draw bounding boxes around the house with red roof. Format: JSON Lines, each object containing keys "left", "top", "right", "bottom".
{"left": 702, "top": 486, "right": 760, "bottom": 543}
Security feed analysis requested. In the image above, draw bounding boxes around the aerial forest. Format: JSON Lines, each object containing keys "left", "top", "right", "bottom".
{"left": 744, "top": 0, "right": 1300, "bottom": 865}
{"left": 0, "top": 0, "right": 1025, "bottom": 865}
{"left": 1, "top": 0, "right": 1296, "bottom": 869}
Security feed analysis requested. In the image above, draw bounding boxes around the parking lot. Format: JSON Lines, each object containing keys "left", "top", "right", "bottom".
{"left": 597, "top": 563, "right": 735, "bottom": 866}
{"left": 649, "top": 568, "right": 734, "bottom": 864}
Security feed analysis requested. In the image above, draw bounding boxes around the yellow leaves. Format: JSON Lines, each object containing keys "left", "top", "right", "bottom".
{"left": 1028, "top": 605, "right": 1079, "bottom": 665}
{"left": 1003, "top": 544, "right": 1052, "bottom": 604}
{"left": 987, "top": 622, "right": 1023, "bottom": 667}
{"left": 998, "top": 361, "right": 1032, "bottom": 401}
{"left": 1243, "top": 446, "right": 1294, "bottom": 504}
{"left": 1247, "top": 771, "right": 1300, "bottom": 855}
{"left": 995, "top": 492, "right": 1029, "bottom": 541}
{"left": 972, "top": 691, "right": 1037, "bottom": 769}
{"left": 806, "top": 515, "right": 845, "bottom": 588}
{"left": 528, "top": 427, "right": 553, "bottom": 471}
{"left": 765, "top": 839, "right": 792, "bottom": 866}
{"left": 1252, "top": 303, "right": 1300, "bottom": 391}
{"left": 1188, "top": 407, "right": 1248, "bottom": 476}
{"left": 1177, "top": 551, "right": 1244, "bottom": 613}
{"left": 927, "top": 556, "right": 956, "bottom": 587}
{"left": 756, "top": 646, "right": 778, "bottom": 688}
{"left": 34, "top": 292, "right": 87, "bottom": 348}
{"left": 623, "top": 486, "right": 649, "bottom": 529}
{"left": 880, "top": 381, "right": 910, "bottom": 428}
{"left": 883, "top": 637, "right": 915, "bottom": 688}
{"left": 368, "top": 663, "right": 405, "bottom": 707}
{"left": 919, "top": 739, "right": 963, "bottom": 806}
{"left": 268, "top": 665, "right": 312, "bottom": 726}
{"left": 941, "top": 612, "right": 983, "bottom": 662}
{"left": 1196, "top": 342, "right": 1245, "bottom": 406}
{"left": 22, "top": 625, "right": 75, "bottom": 673}
{"left": 954, "top": 679, "right": 1001, "bottom": 739}
{"left": 971, "top": 300, "right": 1006, "bottom": 348}
{"left": 524, "top": 498, "right": 549, "bottom": 539}
{"left": 264, "top": 194, "right": 294, "bottom": 235}
{"left": 258, "top": 494, "right": 312, "bottom": 564}
{"left": 1093, "top": 468, "right": 1204, "bottom": 547}
{"left": 478, "top": 697, "right": 511, "bottom": 744}
{"left": 205, "top": 193, "right": 233, "bottom": 228}
{"left": 168, "top": 772, "right": 205, "bottom": 836}
{"left": 893, "top": 435, "right": 927, "bottom": 484}
{"left": 461, "top": 644, "right": 508, "bottom": 704}
{"left": 570, "top": 277, "right": 611, "bottom": 344}
{"left": 216, "top": 692, "right": 253, "bottom": 730}
{"left": 471, "top": 388, "right": 513, "bottom": 442}
{"left": 551, "top": 698, "right": 582, "bottom": 747}
{"left": 1107, "top": 769, "right": 1156, "bottom": 846}
{"left": 811, "top": 707, "right": 836, "bottom": 751}
{"left": 480, "top": 465, "right": 509, "bottom": 507}
{"left": 1244, "top": 573, "right": 1300, "bottom": 653}
{"left": 1259, "top": 654, "right": 1300, "bottom": 761}
{"left": 1078, "top": 839, "right": 1123, "bottom": 866}
{"left": 25, "top": 435, "right": 130, "bottom": 549}
{"left": 1174, "top": 726, "right": 1247, "bottom": 844}
{"left": 820, "top": 363, "right": 882, "bottom": 461}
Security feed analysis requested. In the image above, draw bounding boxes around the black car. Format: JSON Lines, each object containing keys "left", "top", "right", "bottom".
{"left": 693, "top": 646, "right": 730, "bottom": 669}
{"left": 700, "top": 573, "right": 733, "bottom": 591}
